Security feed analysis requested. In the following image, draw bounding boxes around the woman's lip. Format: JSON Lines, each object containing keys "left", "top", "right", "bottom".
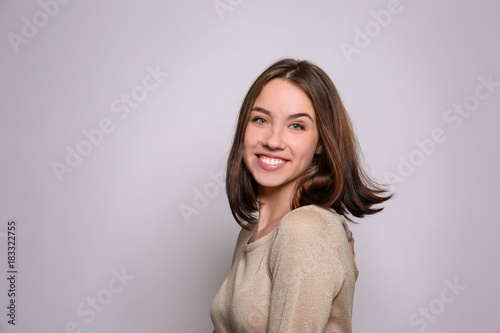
{"left": 257, "top": 153, "right": 288, "bottom": 160}
{"left": 255, "top": 155, "right": 288, "bottom": 171}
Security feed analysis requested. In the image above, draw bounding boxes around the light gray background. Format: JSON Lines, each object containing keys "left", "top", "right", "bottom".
{"left": 1, "top": 0, "right": 499, "bottom": 332}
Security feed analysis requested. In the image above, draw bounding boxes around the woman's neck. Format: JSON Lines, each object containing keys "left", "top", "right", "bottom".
{"left": 256, "top": 182, "right": 295, "bottom": 231}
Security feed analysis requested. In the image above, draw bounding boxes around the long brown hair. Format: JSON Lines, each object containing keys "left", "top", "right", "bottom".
{"left": 226, "top": 58, "right": 391, "bottom": 228}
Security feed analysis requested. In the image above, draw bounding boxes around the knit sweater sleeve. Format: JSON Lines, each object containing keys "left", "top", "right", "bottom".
{"left": 268, "top": 206, "right": 350, "bottom": 332}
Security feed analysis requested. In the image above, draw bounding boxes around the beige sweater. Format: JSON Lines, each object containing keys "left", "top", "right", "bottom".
{"left": 210, "top": 205, "right": 357, "bottom": 333}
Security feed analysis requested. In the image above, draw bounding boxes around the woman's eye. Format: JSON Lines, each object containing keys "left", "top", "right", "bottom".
{"left": 290, "top": 123, "right": 304, "bottom": 130}
{"left": 253, "top": 117, "right": 268, "bottom": 124}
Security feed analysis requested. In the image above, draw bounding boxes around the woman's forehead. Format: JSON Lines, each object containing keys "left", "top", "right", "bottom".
{"left": 251, "top": 79, "right": 316, "bottom": 120}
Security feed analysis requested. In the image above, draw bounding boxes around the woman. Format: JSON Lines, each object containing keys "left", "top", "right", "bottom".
{"left": 210, "top": 59, "right": 390, "bottom": 332}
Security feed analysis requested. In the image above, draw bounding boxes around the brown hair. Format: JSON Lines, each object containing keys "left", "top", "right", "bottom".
{"left": 226, "top": 58, "right": 391, "bottom": 228}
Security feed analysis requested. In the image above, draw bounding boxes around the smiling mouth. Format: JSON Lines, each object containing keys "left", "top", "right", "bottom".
{"left": 258, "top": 155, "right": 287, "bottom": 166}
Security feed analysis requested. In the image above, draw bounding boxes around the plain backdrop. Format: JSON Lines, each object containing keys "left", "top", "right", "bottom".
{"left": 1, "top": 0, "right": 499, "bottom": 332}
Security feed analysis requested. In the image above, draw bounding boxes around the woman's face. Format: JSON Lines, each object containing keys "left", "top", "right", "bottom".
{"left": 243, "top": 78, "right": 320, "bottom": 192}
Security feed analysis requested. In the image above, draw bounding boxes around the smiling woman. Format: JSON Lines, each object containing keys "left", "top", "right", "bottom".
{"left": 210, "top": 58, "right": 391, "bottom": 332}
{"left": 243, "top": 79, "right": 321, "bottom": 195}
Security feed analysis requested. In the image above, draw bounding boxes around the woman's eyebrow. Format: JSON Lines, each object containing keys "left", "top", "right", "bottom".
{"left": 288, "top": 113, "right": 313, "bottom": 122}
{"left": 251, "top": 107, "right": 313, "bottom": 122}
{"left": 251, "top": 106, "right": 271, "bottom": 116}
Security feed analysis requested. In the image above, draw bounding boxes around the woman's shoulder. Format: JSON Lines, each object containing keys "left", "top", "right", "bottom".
{"left": 280, "top": 205, "right": 345, "bottom": 227}
{"left": 269, "top": 205, "right": 354, "bottom": 269}
{"left": 277, "top": 205, "right": 351, "bottom": 240}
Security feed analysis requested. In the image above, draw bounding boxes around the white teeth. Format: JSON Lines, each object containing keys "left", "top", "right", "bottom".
{"left": 259, "top": 156, "right": 286, "bottom": 166}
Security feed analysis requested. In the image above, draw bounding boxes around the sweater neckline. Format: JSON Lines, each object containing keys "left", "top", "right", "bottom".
{"left": 243, "top": 207, "right": 304, "bottom": 252}
{"left": 245, "top": 225, "right": 278, "bottom": 252}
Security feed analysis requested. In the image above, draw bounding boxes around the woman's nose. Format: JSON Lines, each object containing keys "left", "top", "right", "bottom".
{"left": 264, "top": 127, "right": 285, "bottom": 150}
